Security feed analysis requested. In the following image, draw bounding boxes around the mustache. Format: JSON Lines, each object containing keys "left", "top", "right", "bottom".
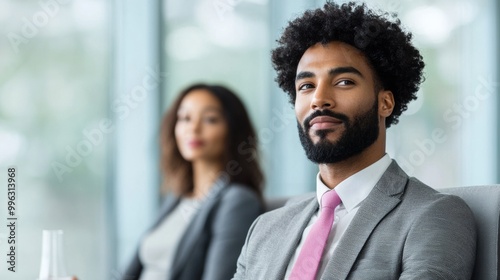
{"left": 303, "top": 110, "right": 350, "bottom": 130}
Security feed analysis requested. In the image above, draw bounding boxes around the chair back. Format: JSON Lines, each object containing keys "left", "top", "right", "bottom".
{"left": 440, "top": 185, "right": 500, "bottom": 280}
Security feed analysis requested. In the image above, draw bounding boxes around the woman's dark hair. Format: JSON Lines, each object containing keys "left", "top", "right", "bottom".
{"left": 271, "top": 1, "right": 425, "bottom": 128}
{"left": 160, "top": 83, "right": 263, "bottom": 197}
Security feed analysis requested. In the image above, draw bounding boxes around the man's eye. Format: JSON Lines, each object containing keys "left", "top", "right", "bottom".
{"left": 298, "top": 83, "right": 314, "bottom": 90}
{"left": 337, "top": 80, "right": 354, "bottom": 86}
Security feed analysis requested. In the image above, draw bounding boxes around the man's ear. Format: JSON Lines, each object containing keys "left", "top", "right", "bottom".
{"left": 378, "top": 90, "right": 394, "bottom": 118}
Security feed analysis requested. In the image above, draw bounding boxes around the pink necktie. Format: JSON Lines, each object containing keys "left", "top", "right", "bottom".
{"left": 289, "top": 190, "right": 341, "bottom": 280}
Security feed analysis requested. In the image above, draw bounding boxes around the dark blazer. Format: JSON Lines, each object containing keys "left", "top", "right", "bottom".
{"left": 123, "top": 178, "right": 263, "bottom": 280}
{"left": 233, "top": 161, "right": 477, "bottom": 279}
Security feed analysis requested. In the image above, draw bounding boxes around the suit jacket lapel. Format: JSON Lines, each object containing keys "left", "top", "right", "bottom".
{"left": 170, "top": 176, "right": 229, "bottom": 278}
{"left": 266, "top": 195, "right": 319, "bottom": 279}
{"left": 322, "top": 161, "right": 408, "bottom": 279}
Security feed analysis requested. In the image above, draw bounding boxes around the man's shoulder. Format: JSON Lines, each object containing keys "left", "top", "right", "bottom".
{"left": 396, "top": 176, "right": 474, "bottom": 222}
{"left": 255, "top": 193, "right": 316, "bottom": 228}
{"left": 404, "top": 176, "right": 439, "bottom": 199}
{"left": 385, "top": 160, "right": 467, "bottom": 208}
{"left": 405, "top": 177, "right": 463, "bottom": 203}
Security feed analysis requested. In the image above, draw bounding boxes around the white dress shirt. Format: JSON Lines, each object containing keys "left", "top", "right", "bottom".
{"left": 285, "top": 154, "right": 392, "bottom": 279}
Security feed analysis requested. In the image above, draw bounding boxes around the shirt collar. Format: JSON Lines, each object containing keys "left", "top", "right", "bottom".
{"left": 316, "top": 154, "right": 392, "bottom": 212}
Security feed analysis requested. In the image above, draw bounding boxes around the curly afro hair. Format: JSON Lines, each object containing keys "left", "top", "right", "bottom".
{"left": 271, "top": 1, "right": 425, "bottom": 127}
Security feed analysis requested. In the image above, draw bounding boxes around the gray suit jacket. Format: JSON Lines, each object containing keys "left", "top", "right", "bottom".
{"left": 233, "top": 161, "right": 477, "bottom": 279}
{"left": 123, "top": 179, "right": 263, "bottom": 280}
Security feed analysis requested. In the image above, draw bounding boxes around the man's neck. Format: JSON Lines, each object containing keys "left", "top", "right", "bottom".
{"left": 318, "top": 148, "right": 385, "bottom": 189}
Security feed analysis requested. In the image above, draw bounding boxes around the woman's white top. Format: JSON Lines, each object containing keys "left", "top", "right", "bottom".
{"left": 138, "top": 197, "right": 199, "bottom": 280}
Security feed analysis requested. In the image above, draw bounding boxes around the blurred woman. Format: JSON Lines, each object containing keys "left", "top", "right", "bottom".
{"left": 122, "top": 83, "right": 264, "bottom": 280}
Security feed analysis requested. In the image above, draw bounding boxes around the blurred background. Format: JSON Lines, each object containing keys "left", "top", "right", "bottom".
{"left": 0, "top": 0, "right": 498, "bottom": 279}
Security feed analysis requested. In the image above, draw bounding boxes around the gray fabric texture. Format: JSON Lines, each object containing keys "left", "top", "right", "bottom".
{"left": 233, "top": 161, "right": 477, "bottom": 280}
{"left": 440, "top": 185, "right": 500, "bottom": 280}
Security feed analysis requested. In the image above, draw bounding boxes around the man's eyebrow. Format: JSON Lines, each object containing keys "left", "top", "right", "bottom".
{"left": 296, "top": 66, "right": 364, "bottom": 81}
{"left": 296, "top": 71, "right": 314, "bottom": 81}
{"left": 329, "top": 66, "right": 363, "bottom": 78}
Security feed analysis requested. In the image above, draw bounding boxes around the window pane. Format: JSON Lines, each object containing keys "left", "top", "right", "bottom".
{"left": 379, "top": 0, "right": 498, "bottom": 187}
{"left": 0, "top": 0, "right": 110, "bottom": 279}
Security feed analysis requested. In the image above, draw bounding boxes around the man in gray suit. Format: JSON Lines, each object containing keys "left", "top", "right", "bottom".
{"left": 233, "top": 2, "right": 476, "bottom": 279}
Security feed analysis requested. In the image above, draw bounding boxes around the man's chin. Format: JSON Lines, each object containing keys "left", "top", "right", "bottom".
{"left": 310, "top": 129, "right": 340, "bottom": 143}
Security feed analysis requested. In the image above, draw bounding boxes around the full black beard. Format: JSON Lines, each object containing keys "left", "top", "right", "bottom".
{"left": 297, "top": 101, "right": 379, "bottom": 164}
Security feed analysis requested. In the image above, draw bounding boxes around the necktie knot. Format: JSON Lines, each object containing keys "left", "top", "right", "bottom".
{"left": 321, "top": 190, "right": 341, "bottom": 210}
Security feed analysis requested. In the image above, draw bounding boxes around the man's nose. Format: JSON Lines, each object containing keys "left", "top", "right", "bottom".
{"left": 311, "top": 84, "right": 335, "bottom": 110}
